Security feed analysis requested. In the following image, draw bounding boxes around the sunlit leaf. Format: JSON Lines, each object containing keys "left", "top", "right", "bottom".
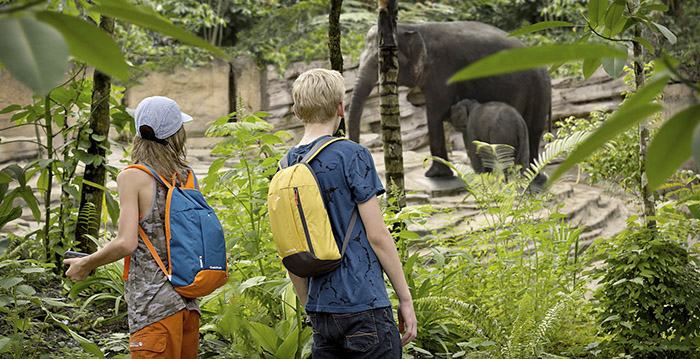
{"left": 507, "top": 21, "right": 573, "bottom": 37}
{"left": 588, "top": 0, "right": 608, "bottom": 28}
{"left": 603, "top": 2, "right": 625, "bottom": 38}
{"left": 450, "top": 44, "right": 627, "bottom": 82}
{"left": 35, "top": 12, "right": 129, "bottom": 82}
{"left": 89, "top": 2, "right": 228, "bottom": 59}
{"left": 640, "top": 4, "right": 669, "bottom": 12}
{"left": 0, "top": 17, "right": 69, "bottom": 95}
{"left": 582, "top": 56, "right": 601, "bottom": 80}
{"left": 647, "top": 104, "right": 700, "bottom": 189}
{"left": 652, "top": 22, "right": 677, "bottom": 44}
{"left": 247, "top": 322, "right": 280, "bottom": 354}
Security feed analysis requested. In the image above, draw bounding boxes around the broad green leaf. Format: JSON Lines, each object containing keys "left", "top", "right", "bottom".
{"left": 0, "top": 277, "right": 23, "bottom": 289}
{"left": 582, "top": 56, "right": 601, "bottom": 80}
{"left": 247, "top": 322, "right": 280, "bottom": 354}
{"left": 0, "top": 17, "right": 69, "bottom": 95}
{"left": 0, "top": 172, "right": 11, "bottom": 184}
{"left": 603, "top": 2, "right": 625, "bottom": 38}
{"left": 275, "top": 326, "right": 300, "bottom": 359}
{"left": 17, "top": 186, "right": 41, "bottom": 222}
{"left": 652, "top": 22, "right": 677, "bottom": 44}
{"left": 588, "top": 0, "right": 608, "bottom": 28}
{"left": 89, "top": 3, "right": 228, "bottom": 59}
{"left": 0, "top": 335, "right": 10, "bottom": 353}
{"left": 548, "top": 75, "right": 669, "bottom": 183}
{"left": 507, "top": 21, "right": 574, "bottom": 37}
{"left": 622, "top": 75, "right": 669, "bottom": 109}
{"left": 35, "top": 12, "right": 129, "bottom": 82}
{"left": 449, "top": 44, "right": 626, "bottom": 82}
{"left": 601, "top": 45, "right": 627, "bottom": 78}
{"left": 633, "top": 36, "right": 655, "bottom": 54}
{"left": 648, "top": 103, "right": 700, "bottom": 188}
{"left": 21, "top": 267, "right": 46, "bottom": 274}
{"left": 15, "top": 284, "right": 36, "bottom": 297}
{"left": 549, "top": 103, "right": 662, "bottom": 184}
{"left": 640, "top": 4, "right": 669, "bottom": 12}
{"left": 0, "top": 105, "right": 20, "bottom": 115}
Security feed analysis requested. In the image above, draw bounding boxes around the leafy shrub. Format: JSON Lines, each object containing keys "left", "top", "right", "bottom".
{"left": 594, "top": 228, "right": 700, "bottom": 358}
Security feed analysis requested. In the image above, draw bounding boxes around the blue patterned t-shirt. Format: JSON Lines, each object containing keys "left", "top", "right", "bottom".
{"left": 285, "top": 135, "right": 391, "bottom": 313}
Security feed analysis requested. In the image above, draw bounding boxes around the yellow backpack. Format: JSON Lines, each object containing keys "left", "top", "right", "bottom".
{"left": 267, "top": 136, "right": 358, "bottom": 278}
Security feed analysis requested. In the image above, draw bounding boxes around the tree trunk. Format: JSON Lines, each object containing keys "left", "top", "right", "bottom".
{"left": 634, "top": 25, "right": 656, "bottom": 229}
{"left": 76, "top": 15, "right": 114, "bottom": 253}
{"left": 378, "top": 0, "right": 404, "bottom": 208}
{"left": 328, "top": 0, "right": 343, "bottom": 72}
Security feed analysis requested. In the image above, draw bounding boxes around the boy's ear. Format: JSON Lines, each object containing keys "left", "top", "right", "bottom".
{"left": 337, "top": 102, "right": 345, "bottom": 118}
{"left": 293, "top": 105, "right": 300, "bottom": 119}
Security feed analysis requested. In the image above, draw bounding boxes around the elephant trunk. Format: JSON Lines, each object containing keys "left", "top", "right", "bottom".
{"left": 348, "top": 55, "right": 378, "bottom": 143}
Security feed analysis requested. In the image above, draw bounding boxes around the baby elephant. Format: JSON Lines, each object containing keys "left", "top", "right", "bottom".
{"left": 450, "top": 99, "right": 530, "bottom": 173}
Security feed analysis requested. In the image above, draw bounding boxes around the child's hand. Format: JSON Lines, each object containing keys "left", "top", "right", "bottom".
{"left": 64, "top": 257, "right": 90, "bottom": 281}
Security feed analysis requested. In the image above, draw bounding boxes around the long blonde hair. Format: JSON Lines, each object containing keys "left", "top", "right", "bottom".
{"left": 131, "top": 126, "right": 188, "bottom": 180}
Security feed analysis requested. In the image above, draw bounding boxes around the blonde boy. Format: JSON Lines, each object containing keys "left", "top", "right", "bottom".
{"left": 284, "top": 68, "right": 417, "bottom": 358}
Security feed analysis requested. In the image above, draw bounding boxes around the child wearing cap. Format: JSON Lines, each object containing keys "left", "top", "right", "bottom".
{"left": 64, "top": 96, "right": 200, "bottom": 358}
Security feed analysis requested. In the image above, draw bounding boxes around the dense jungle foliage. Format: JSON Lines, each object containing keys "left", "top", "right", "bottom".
{"left": 1, "top": 0, "right": 699, "bottom": 358}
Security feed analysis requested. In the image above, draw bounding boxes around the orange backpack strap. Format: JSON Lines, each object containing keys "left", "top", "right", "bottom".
{"left": 122, "top": 256, "right": 130, "bottom": 280}
{"left": 124, "top": 164, "right": 173, "bottom": 189}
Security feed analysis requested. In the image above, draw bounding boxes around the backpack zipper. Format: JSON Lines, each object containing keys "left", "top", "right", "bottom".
{"left": 294, "top": 187, "right": 315, "bottom": 255}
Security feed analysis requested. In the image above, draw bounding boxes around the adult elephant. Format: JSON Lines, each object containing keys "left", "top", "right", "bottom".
{"left": 347, "top": 21, "right": 551, "bottom": 177}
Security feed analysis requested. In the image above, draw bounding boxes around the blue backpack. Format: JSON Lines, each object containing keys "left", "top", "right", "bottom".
{"left": 122, "top": 164, "right": 228, "bottom": 298}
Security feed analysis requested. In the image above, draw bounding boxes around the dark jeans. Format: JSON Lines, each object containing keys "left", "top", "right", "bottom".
{"left": 308, "top": 307, "right": 402, "bottom": 359}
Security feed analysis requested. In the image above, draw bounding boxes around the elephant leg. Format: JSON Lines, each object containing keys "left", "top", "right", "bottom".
{"left": 425, "top": 105, "right": 453, "bottom": 177}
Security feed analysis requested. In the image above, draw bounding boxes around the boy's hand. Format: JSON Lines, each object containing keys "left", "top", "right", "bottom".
{"left": 398, "top": 300, "right": 417, "bottom": 346}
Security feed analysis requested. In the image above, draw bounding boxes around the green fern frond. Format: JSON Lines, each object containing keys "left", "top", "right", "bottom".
{"left": 415, "top": 296, "right": 506, "bottom": 344}
{"left": 474, "top": 140, "right": 516, "bottom": 174}
{"left": 77, "top": 202, "right": 99, "bottom": 233}
{"left": 524, "top": 130, "right": 591, "bottom": 182}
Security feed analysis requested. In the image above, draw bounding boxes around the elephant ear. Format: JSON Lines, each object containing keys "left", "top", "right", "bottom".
{"left": 401, "top": 29, "right": 428, "bottom": 87}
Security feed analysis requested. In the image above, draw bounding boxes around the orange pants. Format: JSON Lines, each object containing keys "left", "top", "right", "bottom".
{"left": 129, "top": 309, "right": 200, "bottom": 359}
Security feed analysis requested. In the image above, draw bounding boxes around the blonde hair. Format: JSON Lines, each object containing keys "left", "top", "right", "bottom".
{"left": 131, "top": 126, "right": 188, "bottom": 179}
{"left": 292, "top": 68, "right": 345, "bottom": 124}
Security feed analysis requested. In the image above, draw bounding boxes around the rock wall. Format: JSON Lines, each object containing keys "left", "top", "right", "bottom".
{"left": 1, "top": 58, "right": 697, "bottom": 163}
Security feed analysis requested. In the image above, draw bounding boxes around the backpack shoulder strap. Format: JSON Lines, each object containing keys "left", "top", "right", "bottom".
{"left": 279, "top": 137, "right": 346, "bottom": 170}
{"left": 124, "top": 164, "right": 171, "bottom": 189}
{"left": 340, "top": 208, "right": 358, "bottom": 257}
{"left": 302, "top": 136, "right": 345, "bottom": 163}
{"left": 184, "top": 166, "right": 197, "bottom": 189}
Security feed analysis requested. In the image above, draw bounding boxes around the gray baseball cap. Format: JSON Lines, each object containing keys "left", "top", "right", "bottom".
{"left": 134, "top": 96, "right": 193, "bottom": 140}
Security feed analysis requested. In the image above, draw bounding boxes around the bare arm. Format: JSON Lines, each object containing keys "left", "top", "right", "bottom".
{"left": 358, "top": 196, "right": 417, "bottom": 346}
{"left": 288, "top": 272, "right": 309, "bottom": 308}
{"left": 64, "top": 170, "right": 146, "bottom": 281}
